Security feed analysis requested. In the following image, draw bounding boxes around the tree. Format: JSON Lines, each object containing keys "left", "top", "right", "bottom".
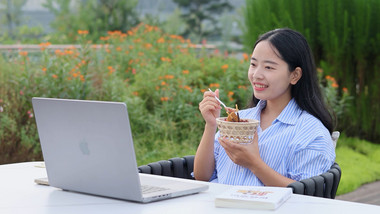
{"left": 0, "top": 0, "right": 27, "bottom": 39}
{"left": 172, "top": 0, "right": 233, "bottom": 43}
{"left": 43, "top": 0, "right": 139, "bottom": 43}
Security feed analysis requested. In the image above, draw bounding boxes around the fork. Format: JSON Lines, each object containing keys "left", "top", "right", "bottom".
{"left": 208, "top": 88, "right": 227, "bottom": 109}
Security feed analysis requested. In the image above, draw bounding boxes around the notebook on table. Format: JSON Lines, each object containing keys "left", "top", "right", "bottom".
{"left": 32, "top": 97, "right": 208, "bottom": 203}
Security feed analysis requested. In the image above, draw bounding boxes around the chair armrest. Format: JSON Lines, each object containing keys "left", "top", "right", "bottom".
{"left": 287, "top": 162, "right": 342, "bottom": 199}
{"left": 287, "top": 181, "right": 305, "bottom": 194}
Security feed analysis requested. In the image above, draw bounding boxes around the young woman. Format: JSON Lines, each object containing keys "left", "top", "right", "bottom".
{"left": 194, "top": 28, "right": 336, "bottom": 187}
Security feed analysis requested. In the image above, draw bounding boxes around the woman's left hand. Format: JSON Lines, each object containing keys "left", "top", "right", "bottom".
{"left": 218, "top": 133, "right": 261, "bottom": 170}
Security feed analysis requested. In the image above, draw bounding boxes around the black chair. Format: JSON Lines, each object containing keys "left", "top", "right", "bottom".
{"left": 287, "top": 162, "right": 341, "bottom": 199}
{"left": 138, "top": 155, "right": 195, "bottom": 179}
{"left": 138, "top": 155, "right": 341, "bottom": 199}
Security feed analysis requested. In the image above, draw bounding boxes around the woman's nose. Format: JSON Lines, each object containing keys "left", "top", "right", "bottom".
{"left": 250, "top": 67, "right": 263, "bottom": 79}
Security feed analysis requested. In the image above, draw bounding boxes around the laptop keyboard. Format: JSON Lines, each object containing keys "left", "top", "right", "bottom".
{"left": 141, "top": 185, "right": 170, "bottom": 194}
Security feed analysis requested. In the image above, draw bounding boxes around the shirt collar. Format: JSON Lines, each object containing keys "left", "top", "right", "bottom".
{"left": 254, "top": 98, "right": 302, "bottom": 126}
{"left": 253, "top": 100, "right": 267, "bottom": 120}
{"left": 276, "top": 98, "right": 302, "bottom": 125}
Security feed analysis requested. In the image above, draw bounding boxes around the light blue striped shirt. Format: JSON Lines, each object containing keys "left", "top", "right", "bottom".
{"left": 210, "top": 98, "right": 336, "bottom": 186}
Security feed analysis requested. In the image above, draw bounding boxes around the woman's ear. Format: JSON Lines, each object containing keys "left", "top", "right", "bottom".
{"left": 290, "top": 67, "right": 302, "bottom": 85}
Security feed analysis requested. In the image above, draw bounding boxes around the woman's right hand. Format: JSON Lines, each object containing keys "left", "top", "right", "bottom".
{"left": 199, "top": 89, "right": 222, "bottom": 127}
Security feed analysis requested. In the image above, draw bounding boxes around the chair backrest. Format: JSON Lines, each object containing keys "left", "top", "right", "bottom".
{"left": 138, "top": 155, "right": 195, "bottom": 179}
{"left": 331, "top": 131, "right": 340, "bottom": 149}
{"left": 287, "top": 162, "right": 342, "bottom": 199}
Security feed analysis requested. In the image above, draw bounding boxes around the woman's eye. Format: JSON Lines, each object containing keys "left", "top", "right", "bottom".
{"left": 250, "top": 63, "right": 256, "bottom": 67}
{"left": 265, "top": 66, "right": 273, "bottom": 70}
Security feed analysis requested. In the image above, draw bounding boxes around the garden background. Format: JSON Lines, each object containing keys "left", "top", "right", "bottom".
{"left": 1, "top": 0, "right": 380, "bottom": 196}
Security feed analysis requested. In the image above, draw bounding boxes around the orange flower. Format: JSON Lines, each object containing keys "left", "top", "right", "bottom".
{"left": 39, "top": 42, "right": 51, "bottom": 47}
{"left": 100, "top": 36, "right": 110, "bottom": 41}
{"left": 228, "top": 91, "right": 234, "bottom": 101}
{"left": 161, "top": 81, "right": 168, "bottom": 86}
{"left": 221, "top": 64, "right": 228, "bottom": 70}
{"left": 144, "top": 24, "right": 155, "bottom": 33}
{"left": 39, "top": 42, "right": 51, "bottom": 50}
{"left": 64, "top": 49, "right": 74, "bottom": 55}
{"left": 325, "top": 75, "right": 334, "bottom": 81}
{"left": 55, "top": 49, "right": 62, "bottom": 55}
{"left": 160, "top": 97, "right": 169, "bottom": 101}
{"left": 164, "top": 75, "right": 174, "bottom": 79}
{"left": 343, "top": 87, "right": 348, "bottom": 93}
{"left": 332, "top": 82, "right": 339, "bottom": 88}
{"left": 52, "top": 74, "right": 58, "bottom": 79}
{"left": 242, "top": 53, "right": 249, "bottom": 61}
{"left": 108, "top": 30, "right": 122, "bottom": 36}
{"left": 78, "top": 30, "right": 89, "bottom": 35}
{"left": 19, "top": 51, "right": 28, "bottom": 56}
{"left": 209, "top": 83, "right": 220, "bottom": 88}
{"left": 183, "top": 85, "right": 193, "bottom": 93}
{"left": 108, "top": 66, "right": 116, "bottom": 75}
{"left": 157, "top": 37, "right": 165, "bottom": 43}
{"left": 200, "top": 89, "right": 207, "bottom": 93}
{"left": 161, "top": 57, "right": 172, "bottom": 62}
{"left": 42, "top": 67, "right": 47, "bottom": 72}
{"left": 238, "top": 85, "right": 247, "bottom": 90}
{"left": 170, "top": 35, "right": 184, "bottom": 40}
{"left": 116, "top": 46, "right": 122, "bottom": 51}
{"left": 144, "top": 43, "right": 152, "bottom": 49}
{"left": 132, "top": 91, "right": 139, "bottom": 96}
{"left": 182, "top": 70, "right": 189, "bottom": 74}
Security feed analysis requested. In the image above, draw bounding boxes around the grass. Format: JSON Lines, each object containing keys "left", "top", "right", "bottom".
{"left": 335, "top": 135, "right": 380, "bottom": 195}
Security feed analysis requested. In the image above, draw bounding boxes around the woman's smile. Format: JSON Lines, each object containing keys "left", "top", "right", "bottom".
{"left": 253, "top": 83, "right": 268, "bottom": 91}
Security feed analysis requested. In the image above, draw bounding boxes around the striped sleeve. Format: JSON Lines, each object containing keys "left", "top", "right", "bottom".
{"left": 287, "top": 124, "right": 335, "bottom": 181}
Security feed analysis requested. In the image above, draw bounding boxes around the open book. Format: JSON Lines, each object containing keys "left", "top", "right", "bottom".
{"left": 215, "top": 186, "right": 292, "bottom": 210}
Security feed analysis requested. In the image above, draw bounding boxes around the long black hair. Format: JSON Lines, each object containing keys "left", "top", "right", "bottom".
{"left": 248, "top": 28, "right": 335, "bottom": 134}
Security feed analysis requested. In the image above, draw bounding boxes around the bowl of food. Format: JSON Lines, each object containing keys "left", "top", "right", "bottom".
{"left": 216, "top": 108, "right": 259, "bottom": 144}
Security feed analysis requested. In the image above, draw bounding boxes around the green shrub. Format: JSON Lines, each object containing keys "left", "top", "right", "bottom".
{"left": 0, "top": 24, "right": 250, "bottom": 165}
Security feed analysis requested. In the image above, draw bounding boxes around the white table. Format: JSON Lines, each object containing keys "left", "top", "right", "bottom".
{"left": 1, "top": 162, "right": 379, "bottom": 214}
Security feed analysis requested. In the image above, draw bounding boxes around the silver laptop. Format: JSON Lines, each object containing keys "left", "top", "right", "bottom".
{"left": 32, "top": 97, "right": 208, "bottom": 203}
